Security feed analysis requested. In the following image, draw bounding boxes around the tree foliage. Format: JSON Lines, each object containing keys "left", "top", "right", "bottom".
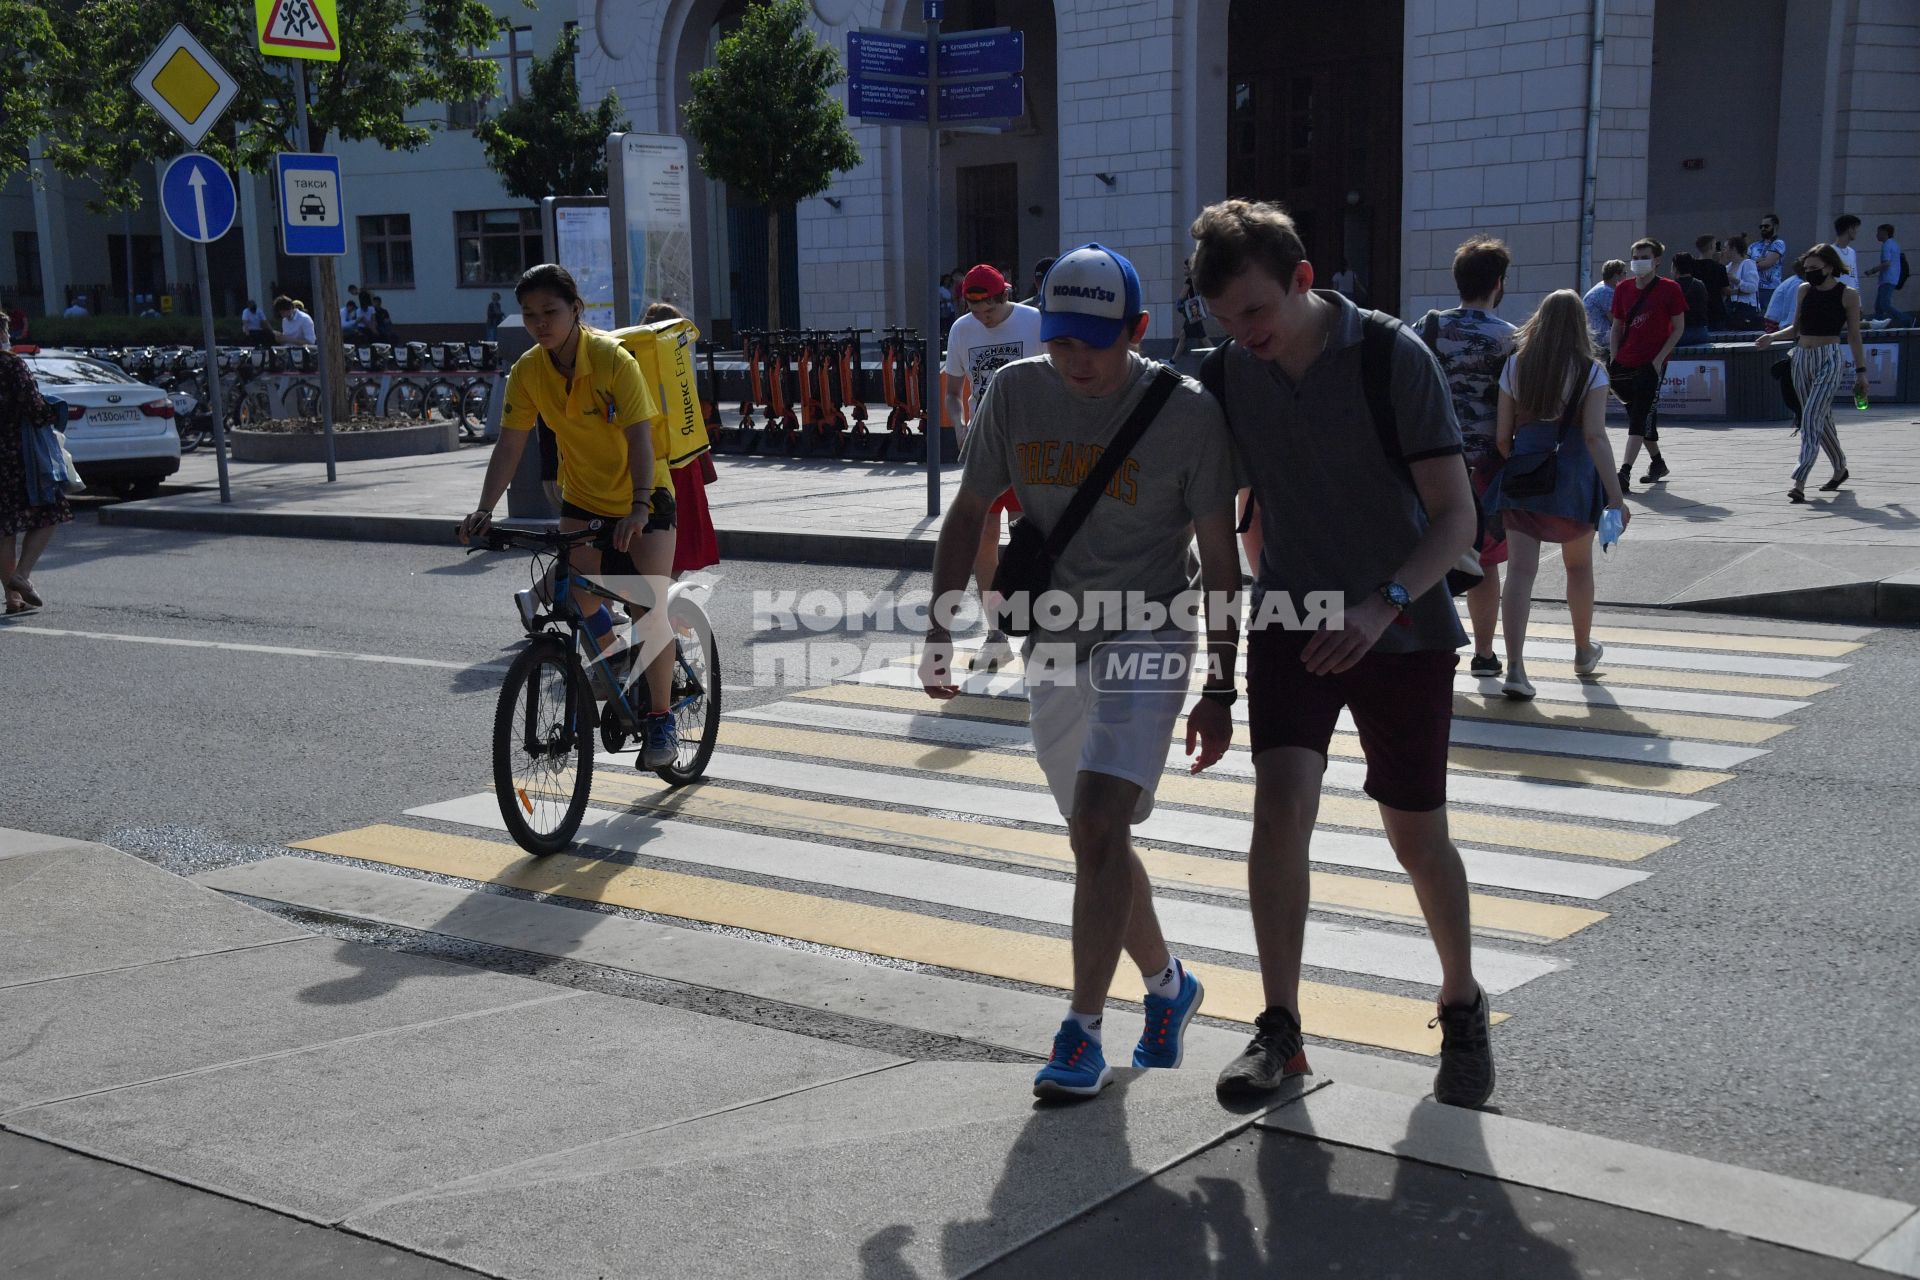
{"left": 682, "top": 0, "right": 861, "bottom": 327}
{"left": 477, "top": 23, "right": 628, "bottom": 202}
{"left": 0, "top": 0, "right": 62, "bottom": 187}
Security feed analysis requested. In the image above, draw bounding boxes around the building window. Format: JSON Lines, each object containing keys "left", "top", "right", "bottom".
{"left": 358, "top": 214, "right": 415, "bottom": 287}
{"left": 448, "top": 23, "right": 534, "bottom": 129}
{"left": 14, "top": 230, "right": 43, "bottom": 297}
{"left": 455, "top": 209, "right": 542, "bottom": 286}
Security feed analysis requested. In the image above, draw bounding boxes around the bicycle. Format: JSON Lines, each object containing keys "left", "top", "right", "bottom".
{"left": 467, "top": 521, "right": 722, "bottom": 855}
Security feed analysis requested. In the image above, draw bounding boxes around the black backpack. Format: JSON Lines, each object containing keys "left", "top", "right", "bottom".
{"left": 1198, "top": 314, "right": 1487, "bottom": 596}
{"left": 1897, "top": 252, "right": 1911, "bottom": 290}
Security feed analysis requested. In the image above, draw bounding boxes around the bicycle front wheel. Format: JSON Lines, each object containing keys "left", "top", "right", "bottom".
{"left": 492, "top": 635, "right": 595, "bottom": 854}
{"left": 656, "top": 593, "right": 721, "bottom": 785}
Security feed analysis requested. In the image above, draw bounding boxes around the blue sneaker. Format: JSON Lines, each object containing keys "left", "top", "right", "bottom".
{"left": 640, "top": 712, "right": 679, "bottom": 768}
{"left": 1032, "top": 1019, "right": 1112, "bottom": 1100}
{"left": 1134, "top": 968, "right": 1205, "bottom": 1069}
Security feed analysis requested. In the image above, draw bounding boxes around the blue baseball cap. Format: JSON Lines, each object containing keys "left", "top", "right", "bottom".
{"left": 1039, "top": 243, "right": 1143, "bottom": 348}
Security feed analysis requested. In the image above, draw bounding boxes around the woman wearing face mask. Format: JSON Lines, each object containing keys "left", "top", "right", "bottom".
{"left": 1756, "top": 244, "right": 1865, "bottom": 501}
{"left": 1606, "top": 238, "right": 1688, "bottom": 494}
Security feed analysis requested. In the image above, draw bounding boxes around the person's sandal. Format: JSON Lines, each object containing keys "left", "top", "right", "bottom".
{"left": 1788, "top": 488, "right": 1807, "bottom": 504}
{"left": 5, "top": 591, "right": 33, "bottom": 616}
{"left": 7, "top": 576, "right": 40, "bottom": 608}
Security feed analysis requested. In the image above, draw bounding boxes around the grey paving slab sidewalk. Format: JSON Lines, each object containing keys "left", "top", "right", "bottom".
{"left": 5, "top": 825, "right": 1919, "bottom": 1279}
{"left": 98, "top": 406, "right": 1920, "bottom": 619}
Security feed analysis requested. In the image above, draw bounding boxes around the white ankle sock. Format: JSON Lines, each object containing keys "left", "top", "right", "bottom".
{"left": 1066, "top": 1007, "right": 1103, "bottom": 1043}
{"left": 1143, "top": 957, "right": 1183, "bottom": 998}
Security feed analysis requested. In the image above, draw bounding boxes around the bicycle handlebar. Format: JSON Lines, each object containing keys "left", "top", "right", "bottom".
{"left": 465, "top": 522, "right": 616, "bottom": 555}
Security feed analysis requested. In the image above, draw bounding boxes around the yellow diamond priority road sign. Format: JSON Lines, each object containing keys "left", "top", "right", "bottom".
{"left": 255, "top": 0, "right": 341, "bottom": 62}
{"left": 132, "top": 25, "right": 239, "bottom": 149}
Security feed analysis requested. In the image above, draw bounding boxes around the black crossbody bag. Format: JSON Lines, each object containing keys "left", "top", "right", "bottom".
{"left": 1499, "top": 375, "right": 1583, "bottom": 499}
{"left": 990, "top": 366, "right": 1179, "bottom": 637}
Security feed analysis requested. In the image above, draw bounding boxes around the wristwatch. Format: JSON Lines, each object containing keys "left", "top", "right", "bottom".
{"left": 1199, "top": 685, "right": 1238, "bottom": 708}
{"left": 1377, "top": 581, "right": 1412, "bottom": 613}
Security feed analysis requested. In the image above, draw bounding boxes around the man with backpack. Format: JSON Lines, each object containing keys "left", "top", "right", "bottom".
{"left": 1415, "top": 238, "right": 1516, "bottom": 680}
{"left": 1865, "top": 224, "right": 1911, "bottom": 328}
{"left": 1189, "top": 200, "right": 1493, "bottom": 1110}
{"left": 919, "top": 244, "right": 1242, "bottom": 1101}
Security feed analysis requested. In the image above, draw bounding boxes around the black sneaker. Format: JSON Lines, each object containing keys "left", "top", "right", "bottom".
{"left": 1640, "top": 456, "right": 1670, "bottom": 484}
{"left": 1617, "top": 465, "right": 1633, "bottom": 495}
{"left": 1216, "top": 1006, "right": 1310, "bottom": 1098}
{"left": 1430, "top": 987, "right": 1496, "bottom": 1108}
{"left": 1469, "top": 653, "right": 1502, "bottom": 678}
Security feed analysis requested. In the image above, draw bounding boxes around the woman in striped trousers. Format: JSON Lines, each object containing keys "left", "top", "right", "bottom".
{"left": 1757, "top": 244, "right": 1866, "bottom": 502}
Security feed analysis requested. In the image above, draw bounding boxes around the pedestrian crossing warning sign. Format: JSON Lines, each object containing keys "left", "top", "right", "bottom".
{"left": 255, "top": 0, "right": 340, "bottom": 61}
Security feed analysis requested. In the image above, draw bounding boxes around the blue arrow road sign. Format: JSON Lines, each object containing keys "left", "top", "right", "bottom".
{"left": 938, "top": 28, "right": 1023, "bottom": 78}
{"left": 940, "top": 73, "right": 1024, "bottom": 123}
{"left": 160, "top": 153, "right": 237, "bottom": 244}
{"left": 848, "top": 29, "right": 927, "bottom": 79}
{"left": 848, "top": 76, "right": 928, "bottom": 124}
{"left": 275, "top": 152, "right": 346, "bottom": 256}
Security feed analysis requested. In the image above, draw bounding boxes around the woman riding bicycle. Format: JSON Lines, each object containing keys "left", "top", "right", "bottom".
{"left": 458, "top": 263, "right": 682, "bottom": 767}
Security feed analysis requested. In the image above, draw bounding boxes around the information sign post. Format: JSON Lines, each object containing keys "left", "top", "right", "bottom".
{"left": 160, "top": 153, "right": 238, "bottom": 504}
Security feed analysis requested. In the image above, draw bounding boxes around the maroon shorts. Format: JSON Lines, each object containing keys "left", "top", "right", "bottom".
{"left": 1246, "top": 626, "right": 1458, "bottom": 812}
{"left": 989, "top": 487, "right": 1022, "bottom": 517}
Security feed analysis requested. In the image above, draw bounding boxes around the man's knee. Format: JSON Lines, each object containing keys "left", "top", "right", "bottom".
{"left": 1068, "top": 773, "right": 1138, "bottom": 861}
{"left": 1381, "top": 806, "right": 1458, "bottom": 871}
{"left": 1250, "top": 751, "right": 1321, "bottom": 851}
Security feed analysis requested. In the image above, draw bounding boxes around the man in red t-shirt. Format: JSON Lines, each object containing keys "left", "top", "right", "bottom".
{"left": 1608, "top": 236, "right": 1688, "bottom": 491}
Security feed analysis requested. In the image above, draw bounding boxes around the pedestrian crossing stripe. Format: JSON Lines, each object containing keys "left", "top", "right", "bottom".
{"left": 1513, "top": 622, "right": 1859, "bottom": 657}
{"left": 589, "top": 754, "right": 1652, "bottom": 901}
{"left": 736, "top": 701, "right": 1717, "bottom": 826}
{"left": 295, "top": 823, "right": 1484, "bottom": 1056}
{"left": 518, "top": 773, "right": 1608, "bottom": 943}
{"left": 408, "top": 794, "right": 1563, "bottom": 994}
{"left": 794, "top": 683, "right": 1735, "bottom": 795}
{"left": 713, "top": 721, "right": 1674, "bottom": 861}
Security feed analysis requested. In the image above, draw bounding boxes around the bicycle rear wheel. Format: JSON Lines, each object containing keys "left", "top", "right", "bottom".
{"left": 493, "top": 635, "right": 595, "bottom": 854}
{"left": 655, "top": 593, "right": 720, "bottom": 785}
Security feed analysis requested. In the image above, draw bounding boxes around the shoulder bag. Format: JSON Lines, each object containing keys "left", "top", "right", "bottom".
{"left": 1498, "top": 370, "right": 1584, "bottom": 499}
{"left": 990, "top": 366, "right": 1179, "bottom": 637}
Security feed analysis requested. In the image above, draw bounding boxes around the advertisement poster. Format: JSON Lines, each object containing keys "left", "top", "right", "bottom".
{"left": 609, "top": 133, "right": 694, "bottom": 324}
{"left": 1657, "top": 358, "right": 1727, "bottom": 417}
{"left": 1859, "top": 344, "right": 1900, "bottom": 399}
{"left": 554, "top": 205, "right": 616, "bottom": 331}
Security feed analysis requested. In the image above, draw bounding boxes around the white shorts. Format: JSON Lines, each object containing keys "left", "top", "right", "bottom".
{"left": 1026, "top": 629, "right": 1195, "bottom": 824}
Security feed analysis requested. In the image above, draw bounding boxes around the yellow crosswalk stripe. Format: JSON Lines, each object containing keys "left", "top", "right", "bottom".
{"left": 1520, "top": 622, "right": 1859, "bottom": 657}
{"left": 796, "top": 683, "right": 1733, "bottom": 795}
{"left": 717, "top": 722, "right": 1676, "bottom": 862}
{"left": 295, "top": 823, "right": 1474, "bottom": 1056}
{"left": 586, "top": 773, "right": 1607, "bottom": 944}
{"left": 1446, "top": 694, "right": 1790, "bottom": 744}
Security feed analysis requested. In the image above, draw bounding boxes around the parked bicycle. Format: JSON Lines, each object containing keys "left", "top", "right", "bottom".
{"left": 467, "top": 521, "right": 721, "bottom": 855}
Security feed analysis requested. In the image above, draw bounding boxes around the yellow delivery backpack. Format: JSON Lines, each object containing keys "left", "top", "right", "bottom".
{"left": 610, "top": 317, "right": 712, "bottom": 471}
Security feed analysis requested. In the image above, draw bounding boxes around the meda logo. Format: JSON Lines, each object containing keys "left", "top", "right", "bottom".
{"left": 1052, "top": 284, "right": 1116, "bottom": 302}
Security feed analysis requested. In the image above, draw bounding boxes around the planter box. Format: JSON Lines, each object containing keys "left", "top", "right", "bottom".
{"left": 229, "top": 420, "right": 460, "bottom": 464}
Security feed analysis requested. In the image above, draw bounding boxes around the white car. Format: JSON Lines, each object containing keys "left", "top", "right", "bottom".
{"left": 19, "top": 350, "right": 181, "bottom": 499}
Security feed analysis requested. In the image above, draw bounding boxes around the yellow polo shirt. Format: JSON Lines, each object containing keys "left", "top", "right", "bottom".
{"left": 501, "top": 327, "right": 667, "bottom": 518}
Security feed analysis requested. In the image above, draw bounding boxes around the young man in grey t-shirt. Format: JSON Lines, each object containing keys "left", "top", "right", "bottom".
{"left": 1191, "top": 199, "right": 1495, "bottom": 1110}
{"left": 920, "top": 244, "right": 1243, "bottom": 1101}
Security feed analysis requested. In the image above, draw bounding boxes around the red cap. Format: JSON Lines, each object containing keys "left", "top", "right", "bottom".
{"left": 961, "top": 264, "right": 1007, "bottom": 300}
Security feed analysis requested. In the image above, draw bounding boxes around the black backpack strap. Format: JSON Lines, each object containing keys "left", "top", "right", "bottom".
{"left": 1359, "top": 312, "right": 1403, "bottom": 467}
{"left": 1418, "top": 310, "right": 1442, "bottom": 352}
{"left": 1199, "top": 340, "right": 1259, "bottom": 535}
{"left": 1041, "top": 365, "right": 1179, "bottom": 561}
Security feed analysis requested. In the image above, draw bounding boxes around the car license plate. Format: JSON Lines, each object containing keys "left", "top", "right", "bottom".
{"left": 89, "top": 409, "right": 141, "bottom": 424}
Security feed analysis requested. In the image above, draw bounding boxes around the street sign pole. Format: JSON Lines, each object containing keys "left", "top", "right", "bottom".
{"left": 290, "top": 59, "right": 337, "bottom": 482}
{"left": 192, "top": 240, "right": 232, "bottom": 503}
{"left": 924, "top": 9, "right": 941, "bottom": 518}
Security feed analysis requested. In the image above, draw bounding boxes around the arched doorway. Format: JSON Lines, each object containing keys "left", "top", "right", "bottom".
{"left": 1226, "top": 0, "right": 1403, "bottom": 316}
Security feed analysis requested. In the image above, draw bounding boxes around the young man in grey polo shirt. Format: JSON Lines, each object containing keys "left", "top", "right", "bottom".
{"left": 1191, "top": 200, "right": 1495, "bottom": 1109}
{"left": 920, "top": 243, "right": 1242, "bottom": 1101}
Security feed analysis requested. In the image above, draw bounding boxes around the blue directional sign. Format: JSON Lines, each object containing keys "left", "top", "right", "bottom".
{"left": 941, "top": 74, "right": 1024, "bottom": 122}
{"left": 848, "top": 76, "right": 928, "bottom": 124}
{"left": 160, "top": 152, "right": 237, "bottom": 244}
{"left": 274, "top": 151, "right": 345, "bottom": 256}
{"left": 848, "top": 29, "right": 927, "bottom": 79}
{"left": 938, "top": 28, "right": 1023, "bottom": 78}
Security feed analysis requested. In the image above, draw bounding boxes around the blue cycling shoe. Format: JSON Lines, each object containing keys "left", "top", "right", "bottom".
{"left": 1134, "top": 967, "right": 1205, "bottom": 1069}
{"left": 1033, "top": 1019, "right": 1112, "bottom": 1100}
{"left": 640, "top": 712, "right": 679, "bottom": 768}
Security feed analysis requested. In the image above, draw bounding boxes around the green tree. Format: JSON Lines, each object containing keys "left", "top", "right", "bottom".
{"left": 477, "top": 24, "right": 628, "bottom": 201}
{"left": 682, "top": 0, "right": 861, "bottom": 329}
{"left": 40, "top": 0, "right": 509, "bottom": 417}
{"left": 0, "top": 0, "right": 64, "bottom": 187}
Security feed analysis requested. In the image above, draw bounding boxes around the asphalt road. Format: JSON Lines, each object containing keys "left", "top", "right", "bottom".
{"left": 4, "top": 524, "right": 1917, "bottom": 1204}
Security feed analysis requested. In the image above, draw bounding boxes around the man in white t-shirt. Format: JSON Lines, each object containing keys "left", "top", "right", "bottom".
{"left": 943, "top": 263, "right": 1044, "bottom": 668}
{"left": 1833, "top": 215, "right": 1862, "bottom": 291}
{"left": 273, "top": 297, "right": 316, "bottom": 346}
